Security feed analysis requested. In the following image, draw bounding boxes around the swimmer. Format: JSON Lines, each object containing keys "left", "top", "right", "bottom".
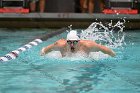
{"left": 40, "top": 30, "right": 116, "bottom": 57}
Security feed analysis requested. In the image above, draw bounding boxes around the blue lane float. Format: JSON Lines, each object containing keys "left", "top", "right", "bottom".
{"left": 0, "top": 27, "right": 68, "bottom": 62}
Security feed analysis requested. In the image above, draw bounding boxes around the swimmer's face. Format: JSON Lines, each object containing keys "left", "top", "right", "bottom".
{"left": 67, "top": 40, "right": 79, "bottom": 52}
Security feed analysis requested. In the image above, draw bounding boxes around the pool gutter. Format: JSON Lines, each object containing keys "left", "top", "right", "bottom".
{"left": 0, "top": 13, "right": 140, "bottom": 29}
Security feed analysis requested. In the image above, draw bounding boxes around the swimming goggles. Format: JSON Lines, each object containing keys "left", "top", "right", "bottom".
{"left": 67, "top": 40, "right": 79, "bottom": 45}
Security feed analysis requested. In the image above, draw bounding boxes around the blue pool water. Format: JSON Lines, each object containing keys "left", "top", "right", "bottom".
{"left": 0, "top": 28, "right": 140, "bottom": 93}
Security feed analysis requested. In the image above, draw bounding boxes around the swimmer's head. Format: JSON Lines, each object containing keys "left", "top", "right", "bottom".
{"left": 66, "top": 30, "right": 80, "bottom": 52}
{"left": 66, "top": 30, "right": 80, "bottom": 40}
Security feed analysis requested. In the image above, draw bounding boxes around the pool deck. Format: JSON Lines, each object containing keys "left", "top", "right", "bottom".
{"left": 0, "top": 13, "right": 140, "bottom": 29}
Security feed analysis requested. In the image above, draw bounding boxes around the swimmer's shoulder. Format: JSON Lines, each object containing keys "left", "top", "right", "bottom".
{"left": 54, "top": 39, "right": 67, "bottom": 46}
{"left": 80, "top": 40, "right": 96, "bottom": 44}
{"left": 79, "top": 40, "right": 97, "bottom": 47}
{"left": 56, "top": 39, "right": 66, "bottom": 43}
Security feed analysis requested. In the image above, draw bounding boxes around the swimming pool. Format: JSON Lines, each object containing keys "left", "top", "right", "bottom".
{"left": 0, "top": 28, "right": 140, "bottom": 93}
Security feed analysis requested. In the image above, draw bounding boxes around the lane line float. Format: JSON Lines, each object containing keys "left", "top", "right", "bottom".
{"left": 0, "top": 27, "right": 68, "bottom": 62}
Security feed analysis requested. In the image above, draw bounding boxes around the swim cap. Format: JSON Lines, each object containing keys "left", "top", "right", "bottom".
{"left": 66, "top": 30, "right": 80, "bottom": 40}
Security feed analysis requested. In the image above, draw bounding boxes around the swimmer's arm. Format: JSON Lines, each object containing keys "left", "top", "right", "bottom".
{"left": 40, "top": 44, "right": 55, "bottom": 56}
{"left": 95, "top": 44, "right": 116, "bottom": 57}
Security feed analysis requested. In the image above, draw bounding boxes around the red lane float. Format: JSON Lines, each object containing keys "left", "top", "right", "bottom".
{"left": 103, "top": 9, "right": 138, "bottom": 14}
{"left": 0, "top": 8, "right": 29, "bottom": 13}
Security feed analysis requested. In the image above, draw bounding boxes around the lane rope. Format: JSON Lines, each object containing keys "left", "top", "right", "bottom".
{"left": 0, "top": 27, "right": 68, "bottom": 62}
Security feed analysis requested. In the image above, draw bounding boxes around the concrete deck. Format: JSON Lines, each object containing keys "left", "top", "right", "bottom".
{"left": 0, "top": 13, "right": 140, "bottom": 29}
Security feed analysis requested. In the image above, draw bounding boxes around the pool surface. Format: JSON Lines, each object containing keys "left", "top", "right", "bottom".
{"left": 0, "top": 28, "right": 140, "bottom": 93}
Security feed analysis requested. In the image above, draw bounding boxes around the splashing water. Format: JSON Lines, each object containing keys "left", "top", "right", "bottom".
{"left": 47, "top": 21, "right": 126, "bottom": 60}
{"left": 80, "top": 20, "right": 126, "bottom": 48}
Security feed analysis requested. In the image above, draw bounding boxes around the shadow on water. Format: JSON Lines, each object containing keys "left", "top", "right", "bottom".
{"left": 56, "top": 61, "right": 107, "bottom": 93}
